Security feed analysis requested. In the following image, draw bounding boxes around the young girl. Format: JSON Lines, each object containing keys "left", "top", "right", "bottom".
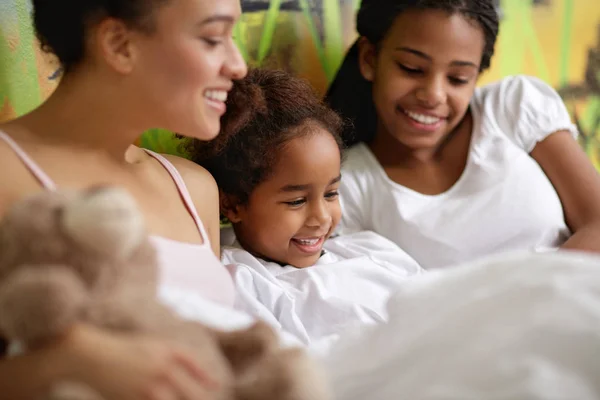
{"left": 326, "top": 0, "right": 600, "bottom": 269}
{"left": 0, "top": 0, "right": 246, "bottom": 398}
{"left": 186, "top": 68, "right": 424, "bottom": 345}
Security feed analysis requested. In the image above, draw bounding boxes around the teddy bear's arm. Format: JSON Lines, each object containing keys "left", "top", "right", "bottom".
{"left": 0, "top": 264, "right": 89, "bottom": 346}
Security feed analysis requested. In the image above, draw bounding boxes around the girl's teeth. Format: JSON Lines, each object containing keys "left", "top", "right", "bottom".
{"left": 204, "top": 90, "right": 228, "bottom": 102}
{"left": 405, "top": 110, "right": 441, "bottom": 125}
{"left": 296, "top": 238, "right": 319, "bottom": 245}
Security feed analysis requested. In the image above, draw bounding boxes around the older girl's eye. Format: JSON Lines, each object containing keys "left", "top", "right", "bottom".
{"left": 449, "top": 76, "right": 469, "bottom": 85}
{"left": 325, "top": 191, "right": 339, "bottom": 200}
{"left": 397, "top": 63, "right": 423, "bottom": 74}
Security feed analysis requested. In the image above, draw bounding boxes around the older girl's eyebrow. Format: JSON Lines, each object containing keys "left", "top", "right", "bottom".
{"left": 395, "top": 47, "right": 479, "bottom": 69}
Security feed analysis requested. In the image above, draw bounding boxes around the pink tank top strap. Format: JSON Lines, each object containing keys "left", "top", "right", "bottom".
{"left": 0, "top": 130, "right": 57, "bottom": 190}
{"left": 143, "top": 149, "right": 210, "bottom": 243}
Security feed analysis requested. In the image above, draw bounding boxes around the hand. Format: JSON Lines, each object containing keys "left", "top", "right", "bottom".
{"left": 61, "top": 324, "right": 220, "bottom": 400}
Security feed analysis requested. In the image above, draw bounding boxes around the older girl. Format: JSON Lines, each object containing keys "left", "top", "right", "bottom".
{"left": 327, "top": 0, "right": 600, "bottom": 269}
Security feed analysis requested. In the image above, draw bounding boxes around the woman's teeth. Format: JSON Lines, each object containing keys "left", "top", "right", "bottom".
{"left": 204, "top": 90, "right": 228, "bottom": 102}
{"left": 405, "top": 110, "right": 442, "bottom": 125}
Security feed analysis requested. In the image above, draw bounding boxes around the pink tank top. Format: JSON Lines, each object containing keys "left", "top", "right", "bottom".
{"left": 0, "top": 131, "right": 235, "bottom": 307}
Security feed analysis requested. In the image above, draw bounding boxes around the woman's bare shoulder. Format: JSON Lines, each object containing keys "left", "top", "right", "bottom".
{"left": 162, "top": 154, "right": 215, "bottom": 182}
{"left": 0, "top": 126, "right": 44, "bottom": 216}
{"left": 0, "top": 164, "right": 38, "bottom": 216}
{"left": 160, "top": 154, "right": 219, "bottom": 211}
{"left": 160, "top": 154, "right": 221, "bottom": 253}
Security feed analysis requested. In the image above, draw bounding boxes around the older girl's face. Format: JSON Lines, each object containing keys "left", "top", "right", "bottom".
{"left": 360, "top": 9, "right": 485, "bottom": 151}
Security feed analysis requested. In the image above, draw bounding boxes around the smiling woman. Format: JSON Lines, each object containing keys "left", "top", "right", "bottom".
{"left": 0, "top": 0, "right": 249, "bottom": 399}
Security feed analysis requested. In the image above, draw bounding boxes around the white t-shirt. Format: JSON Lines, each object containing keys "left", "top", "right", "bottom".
{"left": 338, "top": 75, "right": 576, "bottom": 269}
{"left": 220, "top": 229, "right": 424, "bottom": 346}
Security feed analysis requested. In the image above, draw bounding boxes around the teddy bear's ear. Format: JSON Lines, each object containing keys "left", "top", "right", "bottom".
{"left": 61, "top": 188, "right": 146, "bottom": 259}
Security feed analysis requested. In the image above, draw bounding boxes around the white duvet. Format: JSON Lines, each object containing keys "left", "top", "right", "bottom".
{"left": 160, "top": 250, "right": 600, "bottom": 400}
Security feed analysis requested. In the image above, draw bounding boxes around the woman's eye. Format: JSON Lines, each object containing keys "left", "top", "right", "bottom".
{"left": 202, "top": 38, "right": 223, "bottom": 47}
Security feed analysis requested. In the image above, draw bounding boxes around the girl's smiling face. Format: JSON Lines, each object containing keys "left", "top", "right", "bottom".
{"left": 359, "top": 9, "right": 485, "bottom": 151}
{"left": 226, "top": 125, "right": 342, "bottom": 268}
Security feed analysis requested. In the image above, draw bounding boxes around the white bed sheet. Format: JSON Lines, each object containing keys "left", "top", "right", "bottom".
{"left": 321, "top": 250, "right": 600, "bottom": 400}
{"left": 160, "top": 250, "right": 600, "bottom": 399}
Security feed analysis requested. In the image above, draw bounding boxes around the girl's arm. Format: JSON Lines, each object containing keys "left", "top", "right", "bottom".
{"left": 531, "top": 130, "right": 600, "bottom": 252}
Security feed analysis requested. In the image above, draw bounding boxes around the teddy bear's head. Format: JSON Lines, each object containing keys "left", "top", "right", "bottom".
{"left": 0, "top": 187, "right": 160, "bottom": 345}
{"left": 0, "top": 186, "right": 157, "bottom": 294}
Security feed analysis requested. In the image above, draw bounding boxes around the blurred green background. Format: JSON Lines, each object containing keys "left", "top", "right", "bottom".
{"left": 1, "top": 0, "right": 599, "bottom": 166}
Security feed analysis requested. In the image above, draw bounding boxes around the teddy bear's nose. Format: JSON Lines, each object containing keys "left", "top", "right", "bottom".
{"left": 85, "top": 185, "right": 114, "bottom": 197}
{"left": 62, "top": 187, "right": 146, "bottom": 259}
{"left": 84, "top": 186, "right": 137, "bottom": 210}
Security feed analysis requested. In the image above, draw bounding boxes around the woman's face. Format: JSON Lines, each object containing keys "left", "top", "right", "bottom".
{"left": 128, "top": 0, "right": 248, "bottom": 140}
{"left": 359, "top": 9, "right": 485, "bottom": 152}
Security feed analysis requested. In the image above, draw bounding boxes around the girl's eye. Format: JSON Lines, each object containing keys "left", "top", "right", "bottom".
{"left": 284, "top": 199, "right": 306, "bottom": 207}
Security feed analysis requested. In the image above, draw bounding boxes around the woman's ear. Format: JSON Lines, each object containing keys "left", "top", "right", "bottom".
{"left": 358, "top": 37, "right": 377, "bottom": 82}
{"left": 94, "top": 17, "right": 136, "bottom": 74}
{"left": 219, "top": 190, "right": 243, "bottom": 223}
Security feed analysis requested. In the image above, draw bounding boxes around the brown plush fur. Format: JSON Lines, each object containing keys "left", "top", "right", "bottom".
{"left": 0, "top": 187, "right": 330, "bottom": 400}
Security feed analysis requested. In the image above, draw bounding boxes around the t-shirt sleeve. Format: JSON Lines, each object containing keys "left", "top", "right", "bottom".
{"left": 483, "top": 75, "right": 579, "bottom": 153}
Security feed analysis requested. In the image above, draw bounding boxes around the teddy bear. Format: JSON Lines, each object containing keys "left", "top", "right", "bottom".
{"left": 0, "top": 186, "right": 331, "bottom": 400}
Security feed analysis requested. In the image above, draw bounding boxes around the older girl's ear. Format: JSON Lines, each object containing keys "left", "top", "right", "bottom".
{"left": 358, "top": 37, "right": 378, "bottom": 82}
